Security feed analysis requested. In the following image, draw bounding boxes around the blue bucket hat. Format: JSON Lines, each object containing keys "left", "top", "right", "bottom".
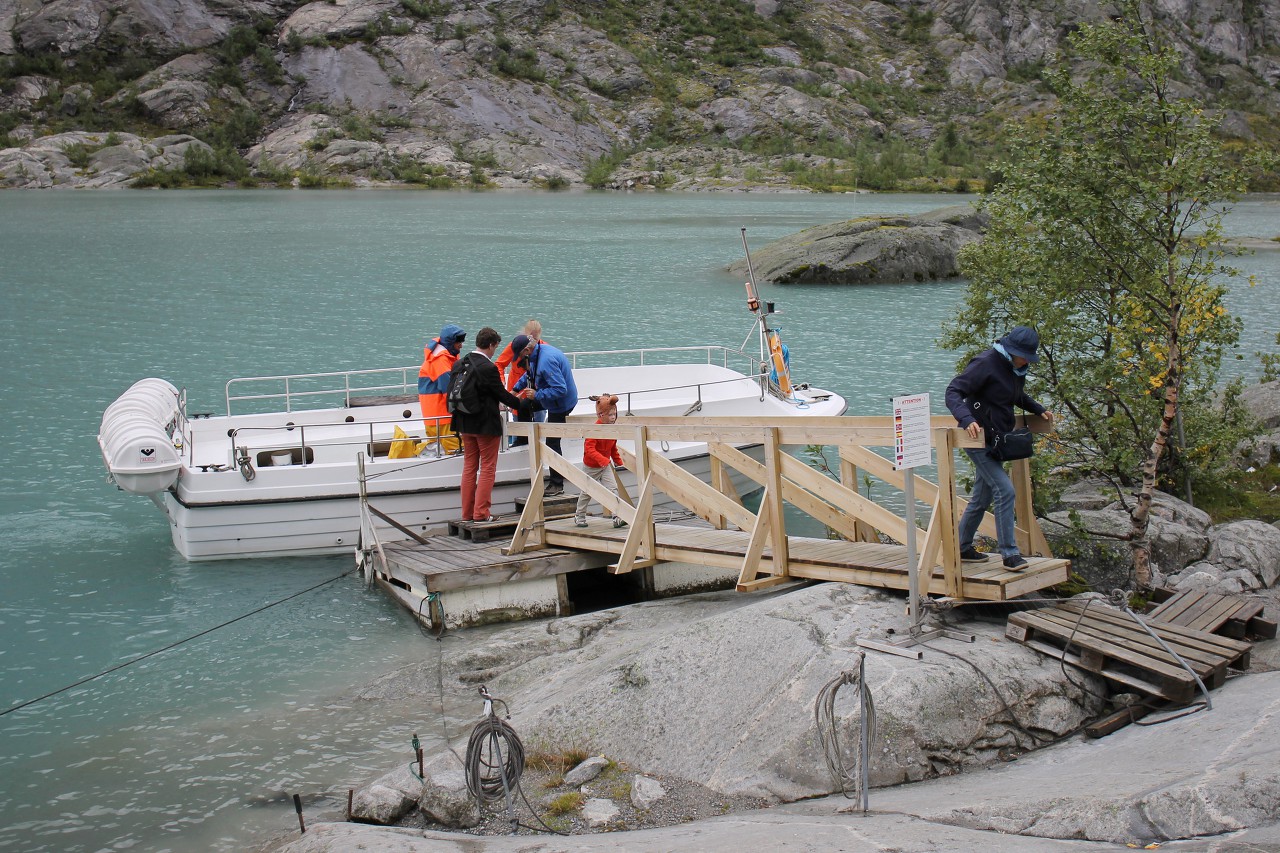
{"left": 999, "top": 326, "right": 1040, "bottom": 363}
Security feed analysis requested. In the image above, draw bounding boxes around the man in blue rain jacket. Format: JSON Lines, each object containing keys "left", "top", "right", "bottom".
{"left": 513, "top": 339, "right": 578, "bottom": 495}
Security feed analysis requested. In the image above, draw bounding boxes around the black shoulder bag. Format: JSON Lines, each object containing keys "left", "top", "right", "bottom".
{"left": 967, "top": 397, "right": 1035, "bottom": 462}
{"left": 989, "top": 427, "right": 1034, "bottom": 462}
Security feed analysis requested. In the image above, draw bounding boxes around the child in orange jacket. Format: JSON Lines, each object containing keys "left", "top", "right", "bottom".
{"left": 575, "top": 394, "right": 627, "bottom": 528}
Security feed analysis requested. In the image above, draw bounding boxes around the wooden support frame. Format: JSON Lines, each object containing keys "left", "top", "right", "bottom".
{"left": 500, "top": 414, "right": 1058, "bottom": 604}
{"left": 611, "top": 475, "right": 658, "bottom": 574}
{"left": 709, "top": 453, "right": 742, "bottom": 530}
{"left": 839, "top": 455, "right": 877, "bottom": 543}
{"left": 933, "top": 426, "right": 963, "bottom": 598}
{"left": 503, "top": 424, "right": 547, "bottom": 555}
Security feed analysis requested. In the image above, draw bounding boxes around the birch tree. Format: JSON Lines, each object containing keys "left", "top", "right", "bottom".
{"left": 945, "top": 0, "right": 1270, "bottom": 588}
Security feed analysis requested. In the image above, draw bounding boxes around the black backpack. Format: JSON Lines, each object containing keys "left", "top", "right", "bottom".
{"left": 446, "top": 355, "right": 480, "bottom": 415}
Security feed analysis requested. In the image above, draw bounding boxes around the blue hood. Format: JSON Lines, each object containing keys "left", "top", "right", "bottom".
{"left": 437, "top": 323, "right": 466, "bottom": 347}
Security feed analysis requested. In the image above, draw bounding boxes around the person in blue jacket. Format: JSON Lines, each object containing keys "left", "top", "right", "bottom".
{"left": 514, "top": 339, "right": 579, "bottom": 496}
{"left": 944, "top": 326, "right": 1054, "bottom": 570}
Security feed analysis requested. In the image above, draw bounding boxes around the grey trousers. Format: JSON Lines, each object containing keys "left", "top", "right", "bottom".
{"left": 574, "top": 464, "right": 619, "bottom": 522}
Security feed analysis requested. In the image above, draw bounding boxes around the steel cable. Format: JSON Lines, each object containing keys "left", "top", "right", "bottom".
{"left": 814, "top": 654, "right": 875, "bottom": 808}
{"left": 465, "top": 709, "right": 525, "bottom": 805}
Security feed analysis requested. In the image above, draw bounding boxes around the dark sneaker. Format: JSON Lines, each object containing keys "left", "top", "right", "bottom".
{"left": 1003, "top": 554, "right": 1029, "bottom": 570}
{"left": 960, "top": 547, "right": 988, "bottom": 563}
{"left": 544, "top": 483, "right": 564, "bottom": 496}
{"left": 612, "top": 517, "right": 627, "bottom": 528}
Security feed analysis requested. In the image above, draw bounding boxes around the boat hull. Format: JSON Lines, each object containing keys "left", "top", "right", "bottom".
{"left": 161, "top": 448, "right": 750, "bottom": 560}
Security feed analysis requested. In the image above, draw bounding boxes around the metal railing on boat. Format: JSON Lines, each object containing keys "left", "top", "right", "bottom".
{"left": 221, "top": 346, "right": 767, "bottom": 416}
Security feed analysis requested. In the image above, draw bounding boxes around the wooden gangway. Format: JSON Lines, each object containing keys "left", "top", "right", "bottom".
{"left": 546, "top": 517, "right": 1064, "bottom": 601}
{"left": 502, "top": 415, "right": 1070, "bottom": 603}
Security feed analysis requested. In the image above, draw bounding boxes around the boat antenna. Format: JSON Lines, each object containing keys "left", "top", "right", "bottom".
{"left": 739, "top": 228, "right": 793, "bottom": 397}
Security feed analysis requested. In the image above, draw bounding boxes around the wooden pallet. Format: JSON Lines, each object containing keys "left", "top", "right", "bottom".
{"left": 1147, "top": 587, "right": 1276, "bottom": 640}
{"left": 449, "top": 501, "right": 578, "bottom": 542}
{"left": 1006, "top": 599, "right": 1252, "bottom": 703}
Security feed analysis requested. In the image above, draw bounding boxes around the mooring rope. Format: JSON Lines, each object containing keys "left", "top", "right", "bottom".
{"left": 1, "top": 567, "right": 356, "bottom": 717}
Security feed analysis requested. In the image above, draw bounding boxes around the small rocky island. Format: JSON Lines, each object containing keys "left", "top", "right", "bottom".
{"left": 726, "top": 205, "right": 988, "bottom": 285}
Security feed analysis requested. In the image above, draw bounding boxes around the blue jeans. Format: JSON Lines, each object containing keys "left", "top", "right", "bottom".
{"left": 958, "top": 448, "right": 1019, "bottom": 558}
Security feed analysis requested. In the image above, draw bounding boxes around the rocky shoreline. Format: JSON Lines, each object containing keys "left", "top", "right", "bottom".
{"left": 262, "top": 580, "right": 1280, "bottom": 852}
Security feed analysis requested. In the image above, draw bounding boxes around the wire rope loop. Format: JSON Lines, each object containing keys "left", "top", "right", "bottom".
{"left": 813, "top": 657, "right": 876, "bottom": 804}
{"left": 464, "top": 715, "right": 525, "bottom": 804}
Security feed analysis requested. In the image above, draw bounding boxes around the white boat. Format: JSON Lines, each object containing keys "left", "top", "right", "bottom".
{"left": 98, "top": 344, "right": 847, "bottom": 561}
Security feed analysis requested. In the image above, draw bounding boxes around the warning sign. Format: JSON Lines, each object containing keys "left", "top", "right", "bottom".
{"left": 892, "top": 393, "right": 932, "bottom": 470}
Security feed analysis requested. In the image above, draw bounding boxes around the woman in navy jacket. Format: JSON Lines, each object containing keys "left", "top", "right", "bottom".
{"left": 945, "top": 326, "right": 1054, "bottom": 569}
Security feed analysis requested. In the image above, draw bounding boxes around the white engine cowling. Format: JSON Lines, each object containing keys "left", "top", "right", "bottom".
{"left": 98, "top": 379, "right": 183, "bottom": 495}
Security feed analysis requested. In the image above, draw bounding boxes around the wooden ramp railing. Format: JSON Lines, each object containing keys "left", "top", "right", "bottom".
{"left": 502, "top": 415, "right": 1065, "bottom": 601}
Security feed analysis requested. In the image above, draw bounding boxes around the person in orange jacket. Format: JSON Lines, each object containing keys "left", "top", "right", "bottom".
{"left": 575, "top": 394, "right": 627, "bottom": 528}
{"left": 418, "top": 323, "right": 465, "bottom": 454}
{"left": 498, "top": 321, "right": 547, "bottom": 448}
{"left": 495, "top": 319, "right": 543, "bottom": 391}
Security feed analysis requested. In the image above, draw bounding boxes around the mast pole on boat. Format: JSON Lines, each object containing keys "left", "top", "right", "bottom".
{"left": 740, "top": 228, "right": 793, "bottom": 398}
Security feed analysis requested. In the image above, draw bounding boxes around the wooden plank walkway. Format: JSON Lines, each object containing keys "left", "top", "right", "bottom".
{"left": 1006, "top": 599, "right": 1252, "bottom": 703}
{"left": 544, "top": 517, "right": 1069, "bottom": 601}
{"left": 1147, "top": 587, "right": 1276, "bottom": 640}
{"left": 381, "top": 535, "right": 610, "bottom": 594}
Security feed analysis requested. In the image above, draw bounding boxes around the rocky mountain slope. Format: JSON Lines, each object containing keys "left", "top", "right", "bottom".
{"left": 2, "top": 0, "right": 1279, "bottom": 189}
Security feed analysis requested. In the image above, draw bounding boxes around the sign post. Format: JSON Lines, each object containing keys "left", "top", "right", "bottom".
{"left": 892, "top": 392, "right": 931, "bottom": 629}
{"left": 858, "top": 393, "right": 974, "bottom": 659}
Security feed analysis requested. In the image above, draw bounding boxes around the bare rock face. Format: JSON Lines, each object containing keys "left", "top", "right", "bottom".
{"left": 1204, "top": 520, "right": 1280, "bottom": 588}
{"left": 1240, "top": 380, "right": 1280, "bottom": 429}
{"left": 5, "top": 0, "right": 1280, "bottom": 188}
{"left": 349, "top": 765, "right": 421, "bottom": 825}
{"left": 1047, "top": 480, "right": 1280, "bottom": 595}
{"left": 0, "top": 131, "right": 212, "bottom": 188}
{"left": 13, "top": 0, "right": 243, "bottom": 54}
{"left": 13, "top": 0, "right": 107, "bottom": 53}
{"left": 0, "top": 74, "right": 53, "bottom": 112}
{"left": 136, "top": 80, "right": 217, "bottom": 126}
{"left": 0, "top": 0, "right": 18, "bottom": 54}
{"left": 285, "top": 43, "right": 404, "bottom": 113}
{"left": 473, "top": 584, "right": 1104, "bottom": 800}
{"left": 279, "top": 0, "right": 399, "bottom": 43}
{"left": 725, "top": 206, "right": 987, "bottom": 285}
{"left": 107, "top": 0, "right": 233, "bottom": 51}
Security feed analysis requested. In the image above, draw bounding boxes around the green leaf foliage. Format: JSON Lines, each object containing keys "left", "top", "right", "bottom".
{"left": 945, "top": 0, "right": 1274, "bottom": 507}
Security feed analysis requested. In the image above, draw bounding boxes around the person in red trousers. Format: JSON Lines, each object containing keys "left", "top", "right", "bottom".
{"left": 449, "top": 327, "right": 536, "bottom": 522}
